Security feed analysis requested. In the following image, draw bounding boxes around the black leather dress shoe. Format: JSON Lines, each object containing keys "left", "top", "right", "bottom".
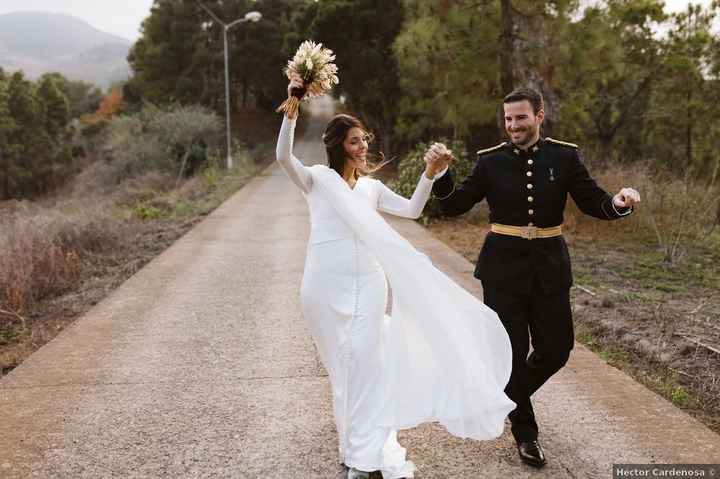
{"left": 517, "top": 440, "right": 547, "bottom": 468}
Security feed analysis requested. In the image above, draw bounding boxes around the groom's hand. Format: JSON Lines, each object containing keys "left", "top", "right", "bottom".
{"left": 424, "top": 142, "right": 453, "bottom": 178}
{"left": 613, "top": 187, "right": 641, "bottom": 208}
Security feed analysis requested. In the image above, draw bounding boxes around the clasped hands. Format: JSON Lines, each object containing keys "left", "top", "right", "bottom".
{"left": 424, "top": 142, "right": 454, "bottom": 179}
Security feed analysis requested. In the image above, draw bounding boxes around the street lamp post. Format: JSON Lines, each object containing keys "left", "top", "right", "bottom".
{"left": 197, "top": 2, "right": 262, "bottom": 169}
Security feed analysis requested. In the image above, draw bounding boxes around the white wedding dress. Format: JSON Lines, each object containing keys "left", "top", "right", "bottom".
{"left": 276, "top": 116, "right": 515, "bottom": 478}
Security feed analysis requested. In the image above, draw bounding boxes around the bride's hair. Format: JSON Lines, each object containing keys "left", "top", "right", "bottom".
{"left": 322, "top": 114, "right": 390, "bottom": 179}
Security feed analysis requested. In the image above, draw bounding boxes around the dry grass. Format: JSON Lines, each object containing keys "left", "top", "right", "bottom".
{"left": 0, "top": 142, "right": 272, "bottom": 375}
{"left": 0, "top": 159, "right": 182, "bottom": 319}
{"left": 564, "top": 161, "right": 720, "bottom": 259}
{"left": 0, "top": 201, "right": 142, "bottom": 373}
{"left": 0, "top": 203, "right": 134, "bottom": 318}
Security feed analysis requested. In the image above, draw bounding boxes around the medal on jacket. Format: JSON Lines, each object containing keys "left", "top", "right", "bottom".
{"left": 549, "top": 168, "right": 555, "bottom": 182}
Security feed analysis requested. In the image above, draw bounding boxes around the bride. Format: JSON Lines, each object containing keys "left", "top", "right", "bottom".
{"left": 276, "top": 74, "right": 515, "bottom": 479}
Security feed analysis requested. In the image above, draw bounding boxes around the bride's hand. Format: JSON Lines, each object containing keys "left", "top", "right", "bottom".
{"left": 287, "top": 74, "right": 305, "bottom": 98}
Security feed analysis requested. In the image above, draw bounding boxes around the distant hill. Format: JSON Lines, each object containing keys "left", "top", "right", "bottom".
{"left": 0, "top": 11, "right": 132, "bottom": 88}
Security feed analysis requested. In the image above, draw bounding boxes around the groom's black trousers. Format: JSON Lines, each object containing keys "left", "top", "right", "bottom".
{"left": 482, "top": 282, "right": 574, "bottom": 443}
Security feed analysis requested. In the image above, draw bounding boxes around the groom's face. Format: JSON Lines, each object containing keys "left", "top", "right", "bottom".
{"left": 504, "top": 100, "right": 544, "bottom": 148}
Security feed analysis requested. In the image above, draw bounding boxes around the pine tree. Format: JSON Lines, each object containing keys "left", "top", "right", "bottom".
{"left": 649, "top": 3, "right": 720, "bottom": 174}
{"left": 0, "top": 69, "right": 16, "bottom": 199}
{"left": 40, "top": 73, "right": 103, "bottom": 119}
{"left": 5, "top": 72, "right": 43, "bottom": 197}
{"left": 307, "top": 0, "right": 404, "bottom": 154}
{"left": 37, "top": 74, "right": 71, "bottom": 139}
{"left": 126, "top": 0, "right": 294, "bottom": 113}
{"left": 395, "top": 0, "right": 501, "bottom": 144}
{"left": 127, "top": 0, "right": 208, "bottom": 106}
{"left": 555, "top": 0, "right": 665, "bottom": 163}
{"left": 36, "top": 74, "right": 72, "bottom": 189}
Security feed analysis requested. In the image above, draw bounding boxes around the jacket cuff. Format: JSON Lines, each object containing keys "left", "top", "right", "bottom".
{"left": 601, "top": 195, "right": 633, "bottom": 218}
{"left": 431, "top": 170, "right": 455, "bottom": 200}
{"left": 432, "top": 166, "right": 449, "bottom": 180}
{"left": 612, "top": 202, "right": 633, "bottom": 216}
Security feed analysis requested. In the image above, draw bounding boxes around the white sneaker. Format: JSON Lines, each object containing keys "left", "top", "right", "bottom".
{"left": 347, "top": 468, "right": 371, "bottom": 479}
{"left": 383, "top": 459, "right": 415, "bottom": 479}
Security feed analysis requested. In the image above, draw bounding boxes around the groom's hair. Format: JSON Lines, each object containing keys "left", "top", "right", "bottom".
{"left": 503, "top": 87, "right": 544, "bottom": 115}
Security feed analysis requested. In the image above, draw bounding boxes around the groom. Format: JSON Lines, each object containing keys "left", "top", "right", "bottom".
{"left": 424, "top": 87, "right": 640, "bottom": 468}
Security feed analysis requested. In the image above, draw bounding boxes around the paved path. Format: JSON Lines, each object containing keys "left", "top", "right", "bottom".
{"left": 1, "top": 119, "right": 718, "bottom": 478}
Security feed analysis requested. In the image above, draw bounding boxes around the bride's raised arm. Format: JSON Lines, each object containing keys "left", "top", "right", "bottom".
{"left": 275, "top": 114, "right": 312, "bottom": 194}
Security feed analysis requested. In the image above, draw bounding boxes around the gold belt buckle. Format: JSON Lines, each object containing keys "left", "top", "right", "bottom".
{"left": 522, "top": 226, "right": 538, "bottom": 240}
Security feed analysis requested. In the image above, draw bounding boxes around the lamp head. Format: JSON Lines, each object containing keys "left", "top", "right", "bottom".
{"left": 245, "top": 11, "right": 262, "bottom": 22}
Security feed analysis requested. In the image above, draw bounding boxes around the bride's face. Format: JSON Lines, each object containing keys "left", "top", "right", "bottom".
{"left": 343, "top": 127, "right": 368, "bottom": 168}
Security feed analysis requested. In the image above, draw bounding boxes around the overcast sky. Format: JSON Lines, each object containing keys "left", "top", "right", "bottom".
{"left": 0, "top": 0, "right": 715, "bottom": 42}
{"left": 0, "top": 0, "right": 154, "bottom": 41}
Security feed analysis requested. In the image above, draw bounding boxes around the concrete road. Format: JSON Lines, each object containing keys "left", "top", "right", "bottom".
{"left": 1, "top": 118, "right": 718, "bottom": 478}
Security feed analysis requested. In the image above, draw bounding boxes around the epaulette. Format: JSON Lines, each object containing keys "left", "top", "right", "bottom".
{"left": 545, "top": 137, "right": 578, "bottom": 148}
{"left": 476, "top": 142, "right": 507, "bottom": 157}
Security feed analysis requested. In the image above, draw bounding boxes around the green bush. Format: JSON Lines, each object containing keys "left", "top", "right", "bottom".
{"left": 130, "top": 201, "right": 166, "bottom": 220}
{"left": 105, "top": 104, "right": 223, "bottom": 183}
{"left": 203, "top": 162, "right": 221, "bottom": 189}
{"left": 671, "top": 386, "right": 690, "bottom": 408}
{"left": 387, "top": 138, "right": 474, "bottom": 218}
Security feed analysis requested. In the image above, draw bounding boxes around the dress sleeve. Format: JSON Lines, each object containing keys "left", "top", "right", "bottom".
{"left": 275, "top": 115, "right": 312, "bottom": 193}
{"left": 376, "top": 173, "right": 437, "bottom": 219}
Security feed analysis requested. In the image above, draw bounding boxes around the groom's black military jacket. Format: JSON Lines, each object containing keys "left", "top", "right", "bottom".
{"left": 432, "top": 138, "right": 631, "bottom": 295}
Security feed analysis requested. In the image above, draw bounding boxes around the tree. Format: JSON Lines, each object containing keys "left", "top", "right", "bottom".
{"left": 310, "top": 0, "right": 405, "bottom": 154}
{"left": 94, "top": 88, "right": 125, "bottom": 122}
{"left": 4, "top": 72, "right": 43, "bottom": 197}
{"left": 394, "top": 0, "right": 501, "bottom": 146}
{"left": 282, "top": 0, "right": 318, "bottom": 54}
{"left": 394, "top": 1, "right": 577, "bottom": 148}
{"left": 126, "top": 0, "right": 294, "bottom": 114}
{"left": 649, "top": 2, "right": 720, "bottom": 174}
{"left": 500, "top": 0, "right": 515, "bottom": 95}
{"left": 0, "top": 70, "right": 16, "bottom": 199}
{"left": 0, "top": 71, "right": 77, "bottom": 198}
{"left": 38, "top": 72, "right": 103, "bottom": 119}
{"left": 36, "top": 74, "right": 72, "bottom": 189}
{"left": 501, "top": 0, "right": 580, "bottom": 137}
{"left": 127, "top": 0, "right": 209, "bottom": 106}
{"left": 555, "top": 0, "right": 666, "bottom": 163}
{"left": 222, "top": 0, "right": 296, "bottom": 111}
{"left": 37, "top": 74, "right": 71, "bottom": 139}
